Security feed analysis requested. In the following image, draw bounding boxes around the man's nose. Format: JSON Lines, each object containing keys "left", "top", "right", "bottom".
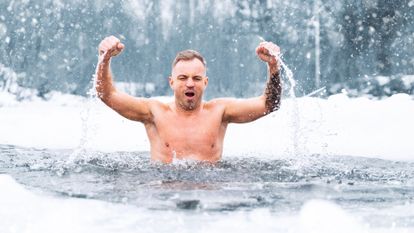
{"left": 186, "top": 78, "right": 195, "bottom": 87}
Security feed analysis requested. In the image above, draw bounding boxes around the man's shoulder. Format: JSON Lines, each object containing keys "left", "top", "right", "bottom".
{"left": 204, "top": 98, "right": 227, "bottom": 107}
{"left": 146, "top": 97, "right": 171, "bottom": 110}
{"left": 203, "top": 97, "right": 238, "bottom": 112}
{"left": 205, "top": 97, "right": 240, "bottom": 107}
{"left": 205, "top": 97, "right": 237, "bottom": 104}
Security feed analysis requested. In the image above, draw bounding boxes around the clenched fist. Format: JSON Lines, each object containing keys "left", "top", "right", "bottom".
{"left": 98, "top": 35, "right": 125, "bottom": 61}
{"left": 256, "top": 41, "right": 280, "bottom": 66}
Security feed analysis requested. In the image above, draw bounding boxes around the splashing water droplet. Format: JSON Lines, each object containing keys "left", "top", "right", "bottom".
{"left": 69, "top": 53, "right": 107, "bottom": 163}
{"left": 258, "top": 36, "right": 299, "bottom": 156}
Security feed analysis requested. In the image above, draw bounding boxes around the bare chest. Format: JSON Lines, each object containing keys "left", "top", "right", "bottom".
{"left": 156, "top": 114, "right": 223, "bottom": 146}
{"left": 143, "top": 101, "right": 229, "bottom": 162}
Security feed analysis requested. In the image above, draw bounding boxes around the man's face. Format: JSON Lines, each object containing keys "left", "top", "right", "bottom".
{"left": 169, "top": 58, "right": 208, "bottom": 111}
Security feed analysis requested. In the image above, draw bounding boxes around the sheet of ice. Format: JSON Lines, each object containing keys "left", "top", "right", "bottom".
{"left": 1, "top": 174, "right": 412, "bottom": 233}
{"left": 0, "top": 92, "right": 413, "bottom": 161}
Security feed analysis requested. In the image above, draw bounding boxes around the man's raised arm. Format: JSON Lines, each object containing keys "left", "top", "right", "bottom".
{"left": 96, "top": 36, "right": 153, "bottom": 123}
{"left": 260, "top": 42, "right": 282, "bottom": 113}
{"left": 222, "top": 41, "right": 282, "bottom": 123}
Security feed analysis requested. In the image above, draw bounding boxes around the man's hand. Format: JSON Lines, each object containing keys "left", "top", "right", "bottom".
{"left": 98, "top": 36, "right": 125, "bottom": 61}
{"left": 256, "top": 41, "right": 280, "bottom": 66}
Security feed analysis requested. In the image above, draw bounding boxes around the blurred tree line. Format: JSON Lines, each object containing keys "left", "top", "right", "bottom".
{"left": 0, "top": 0, "right": 413, "bottom": 98}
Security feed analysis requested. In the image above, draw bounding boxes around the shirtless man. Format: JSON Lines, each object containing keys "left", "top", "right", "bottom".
{"left": 96, "top": 36, "right": 281, "bottom": 163}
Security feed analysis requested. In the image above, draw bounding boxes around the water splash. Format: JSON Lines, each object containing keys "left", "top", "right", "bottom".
{"left": 258, "top": 36, "right": 296, "bottom": 98}
{"left": 88, "top": 51, "right": 107, "bottom": 99}
{"left": 69, "top": 54, "right": 106, "bottom": 163}
{"left": 257, "top": 36, "right": 300, "bottom": 156}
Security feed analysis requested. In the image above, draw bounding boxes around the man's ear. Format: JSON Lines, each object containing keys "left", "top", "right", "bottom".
{"left": 204, "top": 76, "right": 208, "bottom": 87}
{"left": 169, "top": 76, "right": 173, "bottom": 88}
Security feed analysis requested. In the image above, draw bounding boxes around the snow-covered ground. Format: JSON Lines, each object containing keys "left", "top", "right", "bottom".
{"left": 1, "top": 91, "right": 414, "bottom": 233}
{"left": 1, "top": 91, "right": 413, "bottom": 161}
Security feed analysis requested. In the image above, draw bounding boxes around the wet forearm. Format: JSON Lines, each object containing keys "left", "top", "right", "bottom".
{"left": 264, "top": 64, "right": 282, "bottom": 113}
{"left": 96, "top": 58, "right": 116, "bottom": 100}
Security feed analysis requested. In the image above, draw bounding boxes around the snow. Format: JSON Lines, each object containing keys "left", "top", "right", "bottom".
{"left": 0, "top": 22, "right": 7, "bottom": 38}
{"left": 0, "top": 91, "right": 413, "bottom": 233}
{"left": 0, "top": 92, "right": 413, "bottom": 161}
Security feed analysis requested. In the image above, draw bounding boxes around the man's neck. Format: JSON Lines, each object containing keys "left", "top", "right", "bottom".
{"left": 173, "top": 101, "right": 203, "bottom": 116}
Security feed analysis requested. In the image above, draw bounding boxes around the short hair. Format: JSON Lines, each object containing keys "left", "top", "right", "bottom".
{"left": 172, "top": 49, "right": 206, "bottom": 69}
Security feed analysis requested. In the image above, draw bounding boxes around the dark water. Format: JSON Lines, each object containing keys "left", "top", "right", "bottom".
{"left": 1, "top": 144, "right": 414, "bottom": 217}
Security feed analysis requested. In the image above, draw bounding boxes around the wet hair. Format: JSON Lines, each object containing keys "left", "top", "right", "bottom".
{"left": 172, "top": 49, "right": 206, "bottom": 69}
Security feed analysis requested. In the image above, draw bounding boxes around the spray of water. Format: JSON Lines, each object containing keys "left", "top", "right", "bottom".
{"left": 68, "top": 53, "right": 106, "bottom": 164}
{"left": 257, "top": 37, "right": 330, "bottom": 164}
{"left": 258, "top": 36, "right": 296, "bottom": 98}
{"left": 257, "top": 36, "right": 301, "bottom": 156}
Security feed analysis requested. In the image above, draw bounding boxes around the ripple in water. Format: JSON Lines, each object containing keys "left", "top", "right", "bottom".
{"left": 1, "top": 144, "right": 413, "bottom": 215}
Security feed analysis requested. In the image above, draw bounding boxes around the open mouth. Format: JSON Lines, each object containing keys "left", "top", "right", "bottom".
{"left": 185, "top": 91, "right": 195, "bottom": 97}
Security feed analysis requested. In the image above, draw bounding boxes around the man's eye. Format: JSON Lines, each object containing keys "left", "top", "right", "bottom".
{"left": 194, "top": 76, "right": 202, "bottom": 81}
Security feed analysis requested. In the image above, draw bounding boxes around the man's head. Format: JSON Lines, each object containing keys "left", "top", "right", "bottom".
{"left": 172, "top": 49, "right": 206, "bottom": 69}
{"left": 169, "top": 50, "right": 208, "bottom": 111}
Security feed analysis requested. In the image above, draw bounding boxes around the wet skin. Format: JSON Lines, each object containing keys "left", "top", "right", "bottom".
{"left": 96, "top": 36, "right": 281, "bottom": 163}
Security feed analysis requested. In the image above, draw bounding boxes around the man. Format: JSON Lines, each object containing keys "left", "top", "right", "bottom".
{"left": 96, "top": 36, "right": 281, "bottom": 163}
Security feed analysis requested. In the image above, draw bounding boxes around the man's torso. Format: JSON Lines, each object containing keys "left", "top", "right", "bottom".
{"left": 144, "top": 100, "right": 228, "bottom": 163}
